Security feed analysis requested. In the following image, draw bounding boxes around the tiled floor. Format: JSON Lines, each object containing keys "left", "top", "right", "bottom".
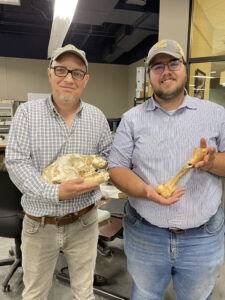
{"left": 0, "top": 236, "right": 225, "bottom": 299}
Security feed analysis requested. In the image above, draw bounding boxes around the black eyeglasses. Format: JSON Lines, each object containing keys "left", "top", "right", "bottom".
{"left": 50, "top": 66, "right": 87, "bottom": 80}
{"left": 149, "top": 60, "right": 183, "bottom": 74}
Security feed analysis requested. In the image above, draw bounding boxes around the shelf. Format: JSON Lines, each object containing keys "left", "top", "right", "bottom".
{"left": 134, "top": 97, "right": 151, "bottom": 106}
{"left": 0, "top": 103, "right": 13, "bottom": 108}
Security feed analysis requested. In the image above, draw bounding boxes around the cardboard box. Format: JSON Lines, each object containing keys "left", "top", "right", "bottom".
{"left": 136, "top": 67, "right": 150, "bottom": 98}
{"left": 136, "top": 67, "right": 149, "bottom": 84}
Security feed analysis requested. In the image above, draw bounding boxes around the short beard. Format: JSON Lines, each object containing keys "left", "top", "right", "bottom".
{"left": 59, "top": 95, "right": 76, "bottom": 103}
{"left": 150, "top": 74, "right": 186, "bottom": 101}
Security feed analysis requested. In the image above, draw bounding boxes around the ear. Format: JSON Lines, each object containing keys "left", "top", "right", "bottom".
{"left": 47, "top": 67, "right": 52, "bottom": 82}
{"left": 83, "top": 74, "right": 90, "bottom": 89}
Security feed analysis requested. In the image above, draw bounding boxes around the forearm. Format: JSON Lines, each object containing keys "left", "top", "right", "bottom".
{"left": 209, "top": 152, "right": 225, "bottom": 177}
{"left": 108, "top": 167, "right": 148, "bottom": 198}
{"left": 6, "top": 157, "right": 59, "bottom": 203}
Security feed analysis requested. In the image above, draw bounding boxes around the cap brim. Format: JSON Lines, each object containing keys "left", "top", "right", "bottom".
{"left": 50, "top": 50, "right": 88, "bottom": 71}
{"left": 147, "top": 51, "right": 183, "bottom": 65}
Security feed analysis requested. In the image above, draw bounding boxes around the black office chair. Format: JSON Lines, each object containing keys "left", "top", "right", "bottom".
{"left": 0, "top": 169, "right": 23, "bottom": 292}
{"left": 107, "top": 118, "right": 121, "bottom": 133}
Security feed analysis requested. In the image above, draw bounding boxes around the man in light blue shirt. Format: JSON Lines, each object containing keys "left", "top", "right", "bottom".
{"left": 108, "top": 39, "right": 225, "bottom": 300}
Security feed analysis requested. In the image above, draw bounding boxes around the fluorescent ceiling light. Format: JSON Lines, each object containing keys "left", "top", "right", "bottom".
{"left": 48, "top": 0, "right": 79, "bottom": 59}
{"left": 53, "top": 0, "right": 78, "bottom": 20}
{"left": 0, "top": 0, "right": 20, "bottom": 5}
{"left": 193, "top": 75, "right": 216, "bottom": 79}
{"left": 126, "top": 0, "right": 146, "bottom": 5}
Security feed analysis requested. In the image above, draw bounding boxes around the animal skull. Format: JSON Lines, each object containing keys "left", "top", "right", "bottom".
{"left": 42, "top": 154, "right": 109, "bottom": 184}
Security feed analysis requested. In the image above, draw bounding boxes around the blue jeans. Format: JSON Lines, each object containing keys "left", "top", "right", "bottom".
{"left": 123, "top": 201, "right": 224, "bottom": 300}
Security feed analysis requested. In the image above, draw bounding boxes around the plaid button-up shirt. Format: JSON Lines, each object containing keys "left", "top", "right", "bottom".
{"left": 6, "top": 96, "right": 112, "bottom": 217}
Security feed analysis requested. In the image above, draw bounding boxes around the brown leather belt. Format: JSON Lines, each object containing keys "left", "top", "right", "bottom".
{"left": 168, "top": 228, "right": 188, "bottom": 234}
{"left": 26, "top": 204, "right": 94, "bottom": 226}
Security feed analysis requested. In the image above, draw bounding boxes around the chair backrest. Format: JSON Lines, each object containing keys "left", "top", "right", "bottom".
{"left": 0, "top": 171, "right": 23, "bottom": 238}
{"left": 107, "top": 118, "right": 121, "bottom": 133}
{"left": 0, "top": 171, "right": 22, "bottom": 212}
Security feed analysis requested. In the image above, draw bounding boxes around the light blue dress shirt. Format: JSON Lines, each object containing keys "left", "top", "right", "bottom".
{"left": 5, "top": 96, "right": 112, "bottom": 217}
{"left": 108, "top": 94, "right": 225, "bottom": 229}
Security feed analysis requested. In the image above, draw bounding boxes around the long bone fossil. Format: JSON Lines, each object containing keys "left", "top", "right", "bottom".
{"left": 156, "top": 147, "right": 208, "bottom": 198}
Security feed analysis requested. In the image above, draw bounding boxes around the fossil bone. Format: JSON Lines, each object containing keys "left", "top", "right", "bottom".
{"left": 42, "top": 154, "right": 109, "bottom": 184}
{"left": 156, "top": 147, "right": 208, "bottom": 198}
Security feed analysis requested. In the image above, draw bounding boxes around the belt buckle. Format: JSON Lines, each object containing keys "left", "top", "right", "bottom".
{"left": 54, "top": 216, "right": 62, "bottom": 226}
{"left": 54, "top": 213, "right": 78, "bottom": 226}
{"left": 169, "top": 227, "right": 186, "bottom": 234}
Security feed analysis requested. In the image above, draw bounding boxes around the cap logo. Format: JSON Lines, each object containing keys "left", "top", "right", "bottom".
{"left": 154, "top": 40, "right": 168, "bottom": 51}
{"left": 153, "top": 40, "right": 184, "bottom": 57}
{"left": 147, "top": 39, "right": 185, "bottom": 66}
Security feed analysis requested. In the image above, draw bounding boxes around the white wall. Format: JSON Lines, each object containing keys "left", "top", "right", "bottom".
{"left": 0, "top": 57, "right": 51, "bottom": 100}
{"left": 159, "top": 0, "right": 190, "bottom": 60}
{"left": 0, "top": 57, "right": 129, "bottom": 118}
{"left": 82, "top": 62, "right": 128, "bottom": 118}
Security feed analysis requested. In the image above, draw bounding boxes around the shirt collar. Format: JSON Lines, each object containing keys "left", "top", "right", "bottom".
{"left": 178, "top": 94, "right": 198, "bottom": 110}
{"left": 47, "top": 95, "right": 84, "bottom": 116}
{"left": 146, "top": 91, "right": 198, "bottom": 112}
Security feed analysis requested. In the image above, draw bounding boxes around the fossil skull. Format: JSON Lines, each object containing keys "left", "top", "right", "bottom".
{"left": 42, "top": 154, "right": 109, "bottom": 184}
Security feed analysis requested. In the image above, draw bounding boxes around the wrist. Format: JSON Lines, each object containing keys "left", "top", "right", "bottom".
{"left": 207, "top": 161, "right": 215, "bottom": 173}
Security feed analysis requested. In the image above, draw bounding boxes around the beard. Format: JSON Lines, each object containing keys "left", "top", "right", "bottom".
{"left": 150, "top": 74, "right": 187, "bottom": 101}
{"left": 59, "top": 94, "right": 76, "bottom": 103}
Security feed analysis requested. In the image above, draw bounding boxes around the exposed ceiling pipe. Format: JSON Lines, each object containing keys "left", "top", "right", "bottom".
{"left": 102, "top": 11, "right": 158, "bottom": 63}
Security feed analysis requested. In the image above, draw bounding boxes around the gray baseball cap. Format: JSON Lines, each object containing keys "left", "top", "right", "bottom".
{"left": 49, "top": 44, "right": 88, "bottom": 71}
{"left": 147, "top": 39, "right": 185, "bottom": 66}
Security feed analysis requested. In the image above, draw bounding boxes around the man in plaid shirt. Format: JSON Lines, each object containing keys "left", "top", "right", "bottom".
{"left": 6, "top": 44, "right": 112, "bottom": 300}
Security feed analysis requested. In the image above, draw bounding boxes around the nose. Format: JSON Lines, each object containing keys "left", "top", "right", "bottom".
{"left": 162, "top": 64, "right": 171, "bottom": 74}
{"left": 64, "top": 72, "right": 74, "bottom": 81}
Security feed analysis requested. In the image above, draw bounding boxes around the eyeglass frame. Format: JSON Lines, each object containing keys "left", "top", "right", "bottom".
{"left": 148, "top": 59, "right": 186, "bottom": 74}
{"left": 50, "top": 65, "right": 88, "bottom": 80}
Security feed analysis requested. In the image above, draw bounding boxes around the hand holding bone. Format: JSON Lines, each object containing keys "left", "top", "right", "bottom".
{"left": 156, "top": 147, "right": 208, "bottom": 198}
{"left": 194, "top": 138, "right": 216, "bottom": 171}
